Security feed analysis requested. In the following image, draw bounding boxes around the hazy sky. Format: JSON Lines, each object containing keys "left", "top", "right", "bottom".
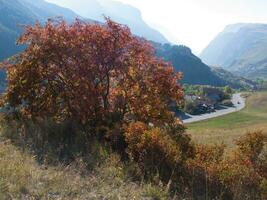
{"left": 47, "top": 0, "right": 267, "bottom": 53}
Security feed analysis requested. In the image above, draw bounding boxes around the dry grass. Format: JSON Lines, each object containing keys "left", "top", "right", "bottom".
{"left": 0, "top": 137, "right": 169, "bottom": 200}
{"left": 186, "top": 91, "right": 267, "bottom": 150}
{"left": 1, "top": 92, "right": 266, "bottom": 199}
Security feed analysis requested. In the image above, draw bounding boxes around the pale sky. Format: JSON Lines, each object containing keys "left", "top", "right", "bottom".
{"left": 47, "top": 0, "right": 267, "bottom": 54}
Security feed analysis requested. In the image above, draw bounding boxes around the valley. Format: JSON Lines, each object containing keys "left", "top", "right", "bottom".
{"left": 183, "top": 93, "right": 245, "bottom": 124}
{"left": 187, "top": 91, "right": 267, "bottom": 150}
{"left": 0, "top": 0, "right": 267, "bottom": 199}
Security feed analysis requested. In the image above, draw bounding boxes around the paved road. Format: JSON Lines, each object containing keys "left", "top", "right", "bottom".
{"left": 182, "top": 93, "right": 246, "bottom": 124}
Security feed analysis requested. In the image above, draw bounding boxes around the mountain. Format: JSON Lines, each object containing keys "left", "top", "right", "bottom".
{"left": 154, "top": 43, "right": 225, "bottom": 86}
{"left": 200, "top": 23, "right": 267, "bottom": 79}
{"left": 0, "top": 0, "right": 253, "bottom": 90}
{"left": 0, "top": 0, "right": 82, "bottom": 61}
{"left": 154, "top": 43, "right": 255, "bottom": 89}
{"left": 58, "top": 0, "right": 169, "bottom": 44}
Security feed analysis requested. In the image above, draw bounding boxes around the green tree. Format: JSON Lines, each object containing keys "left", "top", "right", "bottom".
{"left": 224, "top": 85, "right": 233, "bottom": 94}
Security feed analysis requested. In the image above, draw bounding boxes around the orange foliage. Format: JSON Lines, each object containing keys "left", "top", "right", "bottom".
{"left": 1, "top": 18, "right": 183, "bottom": 127}
{"left": 125, "top": 122, "right": 182, "bottom": 166}
{"left": 187, "top": 131, "right": 267, "bottom": 199}
{"left": 235, "top": 130, "right": 267, "bottom": 165}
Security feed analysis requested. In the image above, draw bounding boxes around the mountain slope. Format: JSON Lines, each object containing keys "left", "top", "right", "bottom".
{"left": 211, "top": 67, "right": 256, "bottom": 90}
{"left": 154, "top": 43, "right": 255, "bottom": 89}
{"left": 0, "top": 0, "right": 252, "bottom": 90}
{"left": 0, "top": 0, "right": 34, "bottom": 60}
{"left": 200, "top": 23, "right": 267, "bottom": 79}
{"left": 0, "top": 0, "right": 81, "bottom": 61}
{"left": 154, "top": 43, "right": 226, "bottom": 86}
{"left": 56, "top": 0, "right": 169, "bottom": 44}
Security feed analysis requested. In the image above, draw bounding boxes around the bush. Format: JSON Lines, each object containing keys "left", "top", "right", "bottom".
{"left": 124, "top": 121, "right": 196, "bottom": 189}
{"left": 221, "top": 99, "right": 234, "bottom": 107}
{"left": 187, "top": 131, "right": 267, "bottom": 199}
{"left": 183, "top": 100, "right": 198, "bottom": 115}
{"left": 0, "top": 20, "right": 185, "bottom": 176}
{"left": 235, "top": 131, "right": 267, "bottom": 164}
{"left": 125, "top": 122, "right": 182, "bottom": 176}
{"left": 224, "top": 85, "right": 233, "bottom": 95}
{"left": 1, "top": 114, "right": 266, "bottom": 199}
{"left": 187, "top": 144, "right": 226, "bottom": 199}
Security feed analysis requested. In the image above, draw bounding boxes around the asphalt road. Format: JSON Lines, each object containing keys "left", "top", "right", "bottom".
{"left": 182, "top": 93, "right": 246, "bottom": 124}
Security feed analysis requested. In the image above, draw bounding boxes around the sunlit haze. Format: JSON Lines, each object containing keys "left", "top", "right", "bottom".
{"left": 47, "top": 0, "right": 267, "bottom": 54}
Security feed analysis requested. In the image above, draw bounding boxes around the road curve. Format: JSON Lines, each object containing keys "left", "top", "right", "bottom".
{"left": 182, "top": 93, "right": 246, "bottom": 124}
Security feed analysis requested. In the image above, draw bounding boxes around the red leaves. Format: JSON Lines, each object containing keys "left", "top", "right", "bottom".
{"left": 1, "top": 18, "right": 183, "bottom": 127}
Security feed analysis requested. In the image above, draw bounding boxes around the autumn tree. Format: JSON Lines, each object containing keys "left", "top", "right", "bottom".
{"left": 1, "top": 18, "right": 183, "bottom": 128}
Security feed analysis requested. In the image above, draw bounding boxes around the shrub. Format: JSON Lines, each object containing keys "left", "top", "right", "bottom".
{"left": 183, "top": 100, "right": 198, "bottom": 115}
{"left": 235, "top": 131, "right": 267, "bottom": 164}
{"left": 186, "top": 131, "right": 267, "bottom": 199}
{"left": 143, "top": 184, "right": 170, "bottom": 200}
{"left": 224, "top": 85, "right": 233, "bottom": 95}
{"left": 125, "top": 122, "right": 182, "bottom": 172}
{"left": 219, "top": 131, "right": 267, "bottom": 199}
{"left": 221, "top": 99, "right": 234, "bottom": 107}
{"left": 125, "top": 122, "right": 194, "bottom": 185}
{"left": 190, "top": 144, "right": 225, "bottom": 165}
{"left": 187, "top": 144, "right": 226, "bottom": 199}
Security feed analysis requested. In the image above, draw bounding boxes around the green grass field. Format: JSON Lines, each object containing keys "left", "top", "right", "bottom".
{"left": 186, "top": 91, "right": 267, "bottom": 150}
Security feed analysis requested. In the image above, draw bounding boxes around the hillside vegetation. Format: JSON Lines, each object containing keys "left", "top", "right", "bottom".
{"left": 0, "top": 133, "right": 169, "bottom": 199}
{"left": 1, "top": 118, "right": 266, "bottom": 199}
{"left": 211, "top": 67, "right": 256, "bottom": 90}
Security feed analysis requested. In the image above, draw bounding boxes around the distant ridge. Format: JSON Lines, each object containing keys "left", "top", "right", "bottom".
{"left": 0, "top": 0, "right": 254, "bottom": 90}
{"left": 57, "top": 0, "right": 169, "bottom": 44}
{"left": 200, "top": 23, "right": 267, "bottom": 79}
{"left": 0, "top": 0, "right": 85, "bottom": 61}
{"left": 153, "top": 43, "right": 255, "bottom": 89}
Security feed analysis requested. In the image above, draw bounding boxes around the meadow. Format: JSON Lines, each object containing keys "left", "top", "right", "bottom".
{"left": 187, "top": 91, "right": 267, "bottom": 150}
